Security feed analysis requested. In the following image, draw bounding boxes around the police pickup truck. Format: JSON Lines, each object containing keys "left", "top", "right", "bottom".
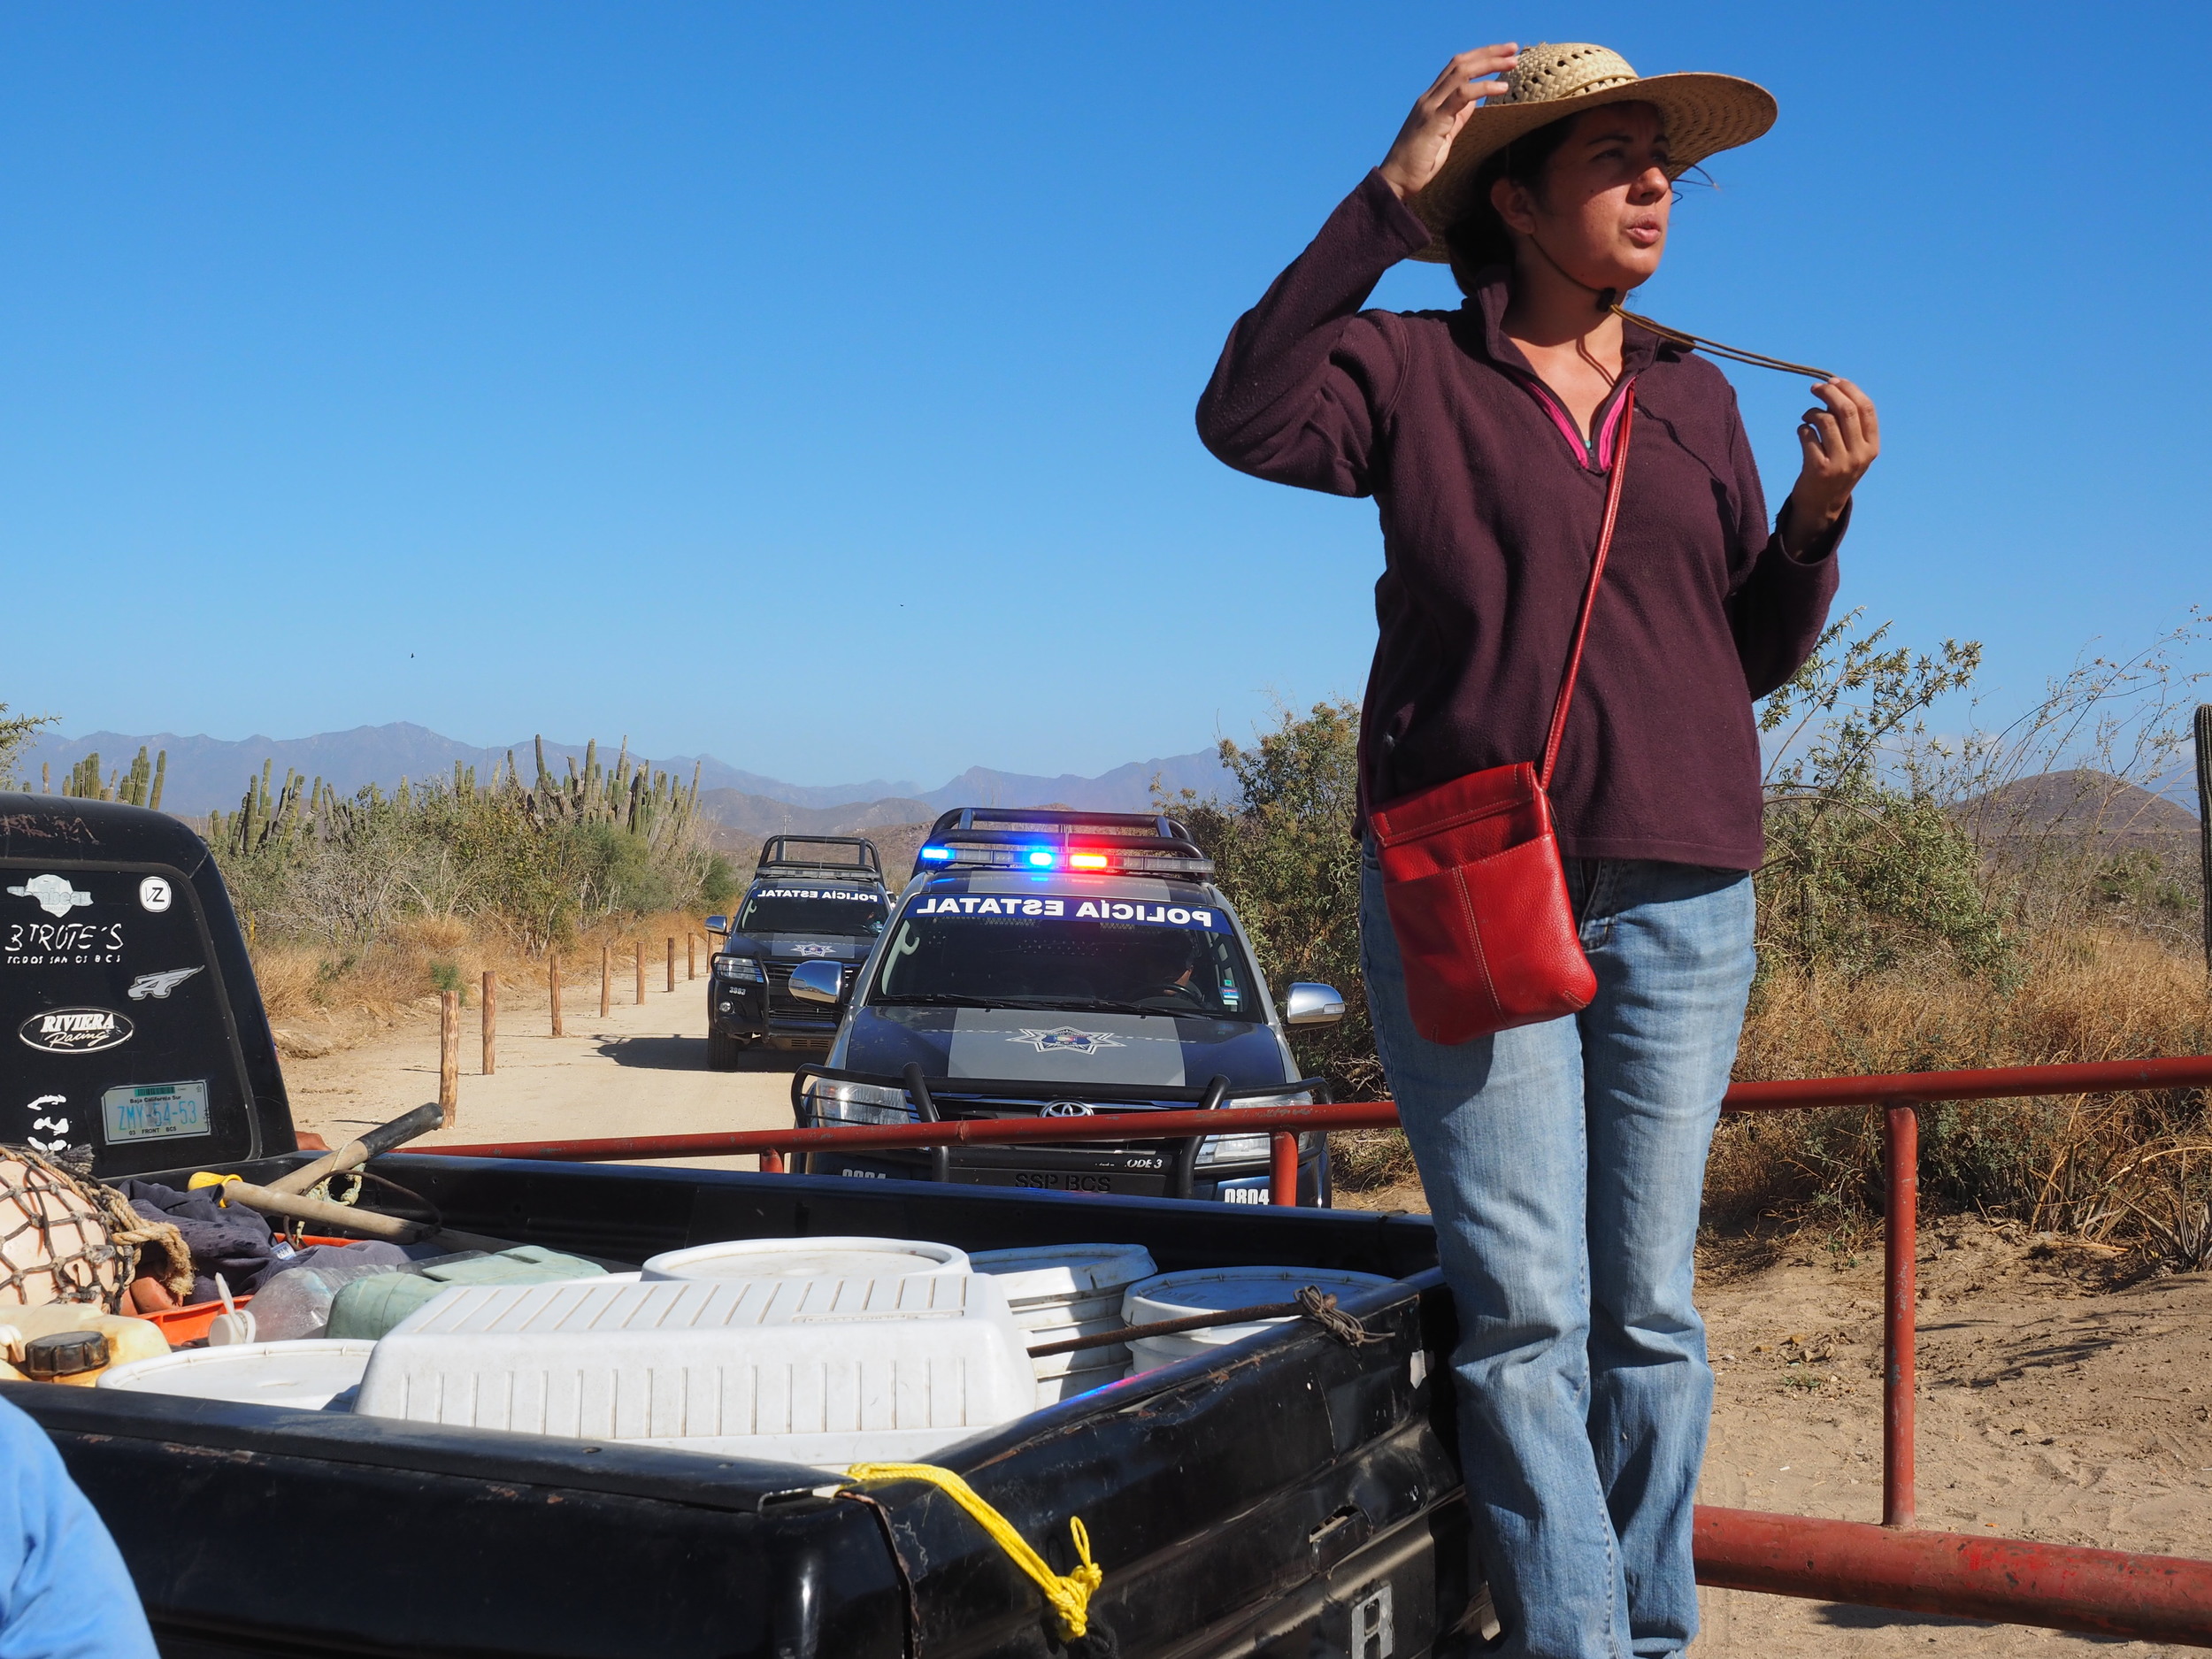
{"left": 703, "top": 834, "right": 887, "bottom": 1067}
{"left": 785, "top": 807, "right": 1347, "bottom": 1204}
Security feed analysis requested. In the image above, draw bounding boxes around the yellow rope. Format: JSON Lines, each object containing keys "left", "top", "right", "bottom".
{"left": 844, "top": 1462, "right": 1102, "bottom": 1638}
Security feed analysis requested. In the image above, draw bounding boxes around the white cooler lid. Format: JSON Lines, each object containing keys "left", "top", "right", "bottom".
{"left": 99, "top": 1340, "right": 376, "bottom": 1410}
{"left": 642, "top": 1236, "right": 969, "bottom": 1281}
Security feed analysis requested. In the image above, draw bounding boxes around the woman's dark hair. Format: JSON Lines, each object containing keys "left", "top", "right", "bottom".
{"left": 1441, "top": 113, "right": 1582, "bottom": 294}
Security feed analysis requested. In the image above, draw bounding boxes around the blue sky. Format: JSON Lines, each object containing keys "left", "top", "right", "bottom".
{"left": 4, "top": 2, "right": 2206, "bottom": 787}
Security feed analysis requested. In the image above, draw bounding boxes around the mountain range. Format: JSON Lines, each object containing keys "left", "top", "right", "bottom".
{"left": 15, "top": 722, "right": 1236, "bottom": 826}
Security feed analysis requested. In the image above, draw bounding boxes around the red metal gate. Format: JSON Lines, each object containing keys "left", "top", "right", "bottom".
{"left": 415, "top": 1054, "right": 2212, "bottom": 1644}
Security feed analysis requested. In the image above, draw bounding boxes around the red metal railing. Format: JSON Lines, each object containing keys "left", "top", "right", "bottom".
{"left": 410, "top": 1053, "right": 2212, "bottom": 1645}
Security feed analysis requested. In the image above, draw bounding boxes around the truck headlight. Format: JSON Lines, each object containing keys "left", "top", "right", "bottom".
{"left": 714, "top": 955, "right": 763, "bottom": 982}
{"left": 802, "top": 1077, "right": 912, "bottom": 1125}
{"left": 1195, "top": 1088, "right": 1318, "bottom": 1167}
{"left": 1195, "top": 1133, "right": 1271, "bottom": 1168}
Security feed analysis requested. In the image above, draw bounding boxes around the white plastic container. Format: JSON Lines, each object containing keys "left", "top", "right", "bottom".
{"left": 355, "top": 1273, "right": 1032, "bottom": 1470}
{"left": 99, "top": 1340, "right": 375, "bottom": 1410}
{"left": 0, "top": 1306, "right": 169, "bottom": 1382}
{"left": 969, "top": 1243, "right": 1156, "bottom": 1306}
{"left": 972, "top": 1242, "right": 1153, "bottom": 1394}
{"left": 641, "top": 1237, "right": 969, "bottom": 1282}
{"left": 1020, "top": 1311, "right": 1131, "bottom": 1378}
{"left": 1123, "top": 1266, "right": 1396, "bottom": 1374}
{"left": 1007, "top": 1288, "right": 1125, "bottom": 1331}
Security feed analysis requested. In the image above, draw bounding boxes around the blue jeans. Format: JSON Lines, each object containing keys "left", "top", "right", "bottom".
{"left": 1360, "top": 849, "right": 1755, "bottom": 1659}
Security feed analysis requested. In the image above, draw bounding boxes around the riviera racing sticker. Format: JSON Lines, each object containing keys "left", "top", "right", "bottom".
{"left": 19, "top": 1007, "right": 134, "bottom": 1054}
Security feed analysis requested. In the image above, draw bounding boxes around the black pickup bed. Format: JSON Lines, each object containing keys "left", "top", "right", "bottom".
{"left": 13, "top": 1156, "right": 1462, "bottom": 1659}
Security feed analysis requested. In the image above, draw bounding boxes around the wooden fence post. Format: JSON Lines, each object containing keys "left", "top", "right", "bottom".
{"left": 600, "top": 945, "right": 611, "bottom": 1017}
{"left": 439, "top": 991, "right": 460, "bottom": 1127}
{"left": 481, "top": 972, "right": 497, "bottom": 1075}
{"left": 687, "top": 935, "right": 696, "bottom": 979}
{"left": 635, "top": 941, "right": 646, "bottom": 1004}
{"left": 666, "top": 936, "right": 675, "bottom": 993}
{"left": 2195, "top": 704, "right": 2211, "bottom": 975}
{"left": 549, "top": 954, "right": 564, "bottom": 1038}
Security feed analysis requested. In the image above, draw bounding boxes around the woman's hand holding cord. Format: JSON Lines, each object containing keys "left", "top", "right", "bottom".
{"left": 1779, "top": 378, "right": 1879, "bottom": 556}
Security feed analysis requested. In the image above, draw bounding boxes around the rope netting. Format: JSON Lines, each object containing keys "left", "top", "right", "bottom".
{"left": 0, "top": 1144, "right": 190, "bottom": 1310}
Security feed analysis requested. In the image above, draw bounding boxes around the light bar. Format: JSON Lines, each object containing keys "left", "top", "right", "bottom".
{"left": 918, "top": 847, "right": 1212, "bottom": 875}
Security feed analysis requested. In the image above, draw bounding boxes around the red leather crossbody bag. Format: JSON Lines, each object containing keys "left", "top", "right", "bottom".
{"left": 1368, "top": 388, "right": 1636, "bottom": 1045}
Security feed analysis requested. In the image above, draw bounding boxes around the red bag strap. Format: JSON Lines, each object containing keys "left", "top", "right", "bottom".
{"left": 1538, "top": 384, "right": 1637, "bottom": 791}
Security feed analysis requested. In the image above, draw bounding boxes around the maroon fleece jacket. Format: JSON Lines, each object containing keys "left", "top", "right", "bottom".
{"left": 1196, "top": 171, "right": 1843, "bottom": 869}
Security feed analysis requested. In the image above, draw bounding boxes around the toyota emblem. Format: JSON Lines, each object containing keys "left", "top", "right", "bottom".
{"left": 1041, "top": 1101, "right": 1094, "bottom": 1118}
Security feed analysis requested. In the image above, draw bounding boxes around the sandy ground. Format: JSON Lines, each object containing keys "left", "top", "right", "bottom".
{"left": 1345, "top": 1182, "right": 2212, "bottom": 1655}
{"left": 278, "top": 971, "right": 798, "bottom": 1171}
{"left": 275, "top": 1001, "right": 2212, "bottom": 1654}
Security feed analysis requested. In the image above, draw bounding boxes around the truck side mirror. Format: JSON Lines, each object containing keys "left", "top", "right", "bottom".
{"left": 705, "top": 916, "right": 729, "bottom": 934}
{"left": 1282, "top": 983, "right": 1346, "bottom": 1027}
{"left": 787, "top": 961, "right": 846, "bottom": 1006}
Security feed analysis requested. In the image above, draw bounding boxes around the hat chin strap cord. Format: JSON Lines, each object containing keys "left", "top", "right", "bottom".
{"left": 1522, "top": 230, "right": 1838, "bottom": 382}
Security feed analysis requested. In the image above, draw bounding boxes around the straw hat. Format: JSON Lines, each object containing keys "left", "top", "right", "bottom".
{"left": 1406, "top": 42, "right": 1776, "bottom": 263}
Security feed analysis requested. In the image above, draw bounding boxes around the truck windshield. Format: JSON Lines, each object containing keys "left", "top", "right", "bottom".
{"left": 736, "top": 887, "right": 887, "bottom": 937}
{"left": 872, "top": 892, "right": 1261, "bottom": 1020}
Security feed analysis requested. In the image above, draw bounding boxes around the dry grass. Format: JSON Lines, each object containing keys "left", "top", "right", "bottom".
{"left": 252, "top": 910, "right": 717, "bottom": 1058}
{"left": 1735, "top": 926, "right": 2211, "bottom": 1083}
{"left": 1333, "top": 928, "right": 2212, "bottom": 1269}
{"left": 1714, "top": 929, "right": 2212, "bottom": 1246}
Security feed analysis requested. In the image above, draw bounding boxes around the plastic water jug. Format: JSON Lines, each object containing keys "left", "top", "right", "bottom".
{"left": 327, "top": 1245, "right": 604, "bottom": 1340}
{"left": 0, "top": 1305, "right": 168, "bottom": 1386}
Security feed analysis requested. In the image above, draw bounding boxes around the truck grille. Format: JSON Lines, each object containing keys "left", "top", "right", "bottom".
{"left": 764, "top": 962, "right": 839, "bottom": 1023}
{"left": 925, "top": 1092, "right": 1190, "bottom": 1152}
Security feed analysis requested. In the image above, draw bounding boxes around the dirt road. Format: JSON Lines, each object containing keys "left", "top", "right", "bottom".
{"left": 279, "top": 979, "right": 795, "bottom": 1170}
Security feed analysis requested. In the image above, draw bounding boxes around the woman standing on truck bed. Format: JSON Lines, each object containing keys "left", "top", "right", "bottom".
{"left": 1195, "top": 41, "right": 1878, "bottom": 1659}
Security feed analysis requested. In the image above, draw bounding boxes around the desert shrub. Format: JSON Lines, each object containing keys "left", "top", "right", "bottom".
{"left": 208, "top": 738, "right": 731, "bottom": 956}
{"left": 1726, "top": 611, "right": 2212, "bottom": 1260}
{"left": 1755, "top": 617, "right": 2011, "bottom": 981}
{"left": 1162, "top": 701, "right": 1381, "bottom": 1101}
{"left": 0, "top": 703, "right": 55, "bottom": 788}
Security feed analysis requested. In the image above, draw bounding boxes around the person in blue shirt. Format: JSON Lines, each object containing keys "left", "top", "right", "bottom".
{"left": 1, "top": 1396, "right": 157, "bottom": 1659}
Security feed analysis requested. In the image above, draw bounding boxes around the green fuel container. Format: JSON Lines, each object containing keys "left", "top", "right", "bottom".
{"left": 328, "top": 1246, "right": 605, "bottom": 1340}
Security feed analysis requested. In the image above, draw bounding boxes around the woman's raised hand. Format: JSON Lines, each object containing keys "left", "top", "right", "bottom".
{"left": 1781, "top": 380, "right": 1880, "bottom": 552}
{"left": 1379, "top": 45, "right": 1519, "bottom": 202}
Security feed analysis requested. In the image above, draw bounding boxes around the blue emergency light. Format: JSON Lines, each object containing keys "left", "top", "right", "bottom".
{"left": 919, "top": 846, "right": 954, "bottom": 863}
{"left": 1024, "top": 849, "right": 1056, "bottom": 869}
